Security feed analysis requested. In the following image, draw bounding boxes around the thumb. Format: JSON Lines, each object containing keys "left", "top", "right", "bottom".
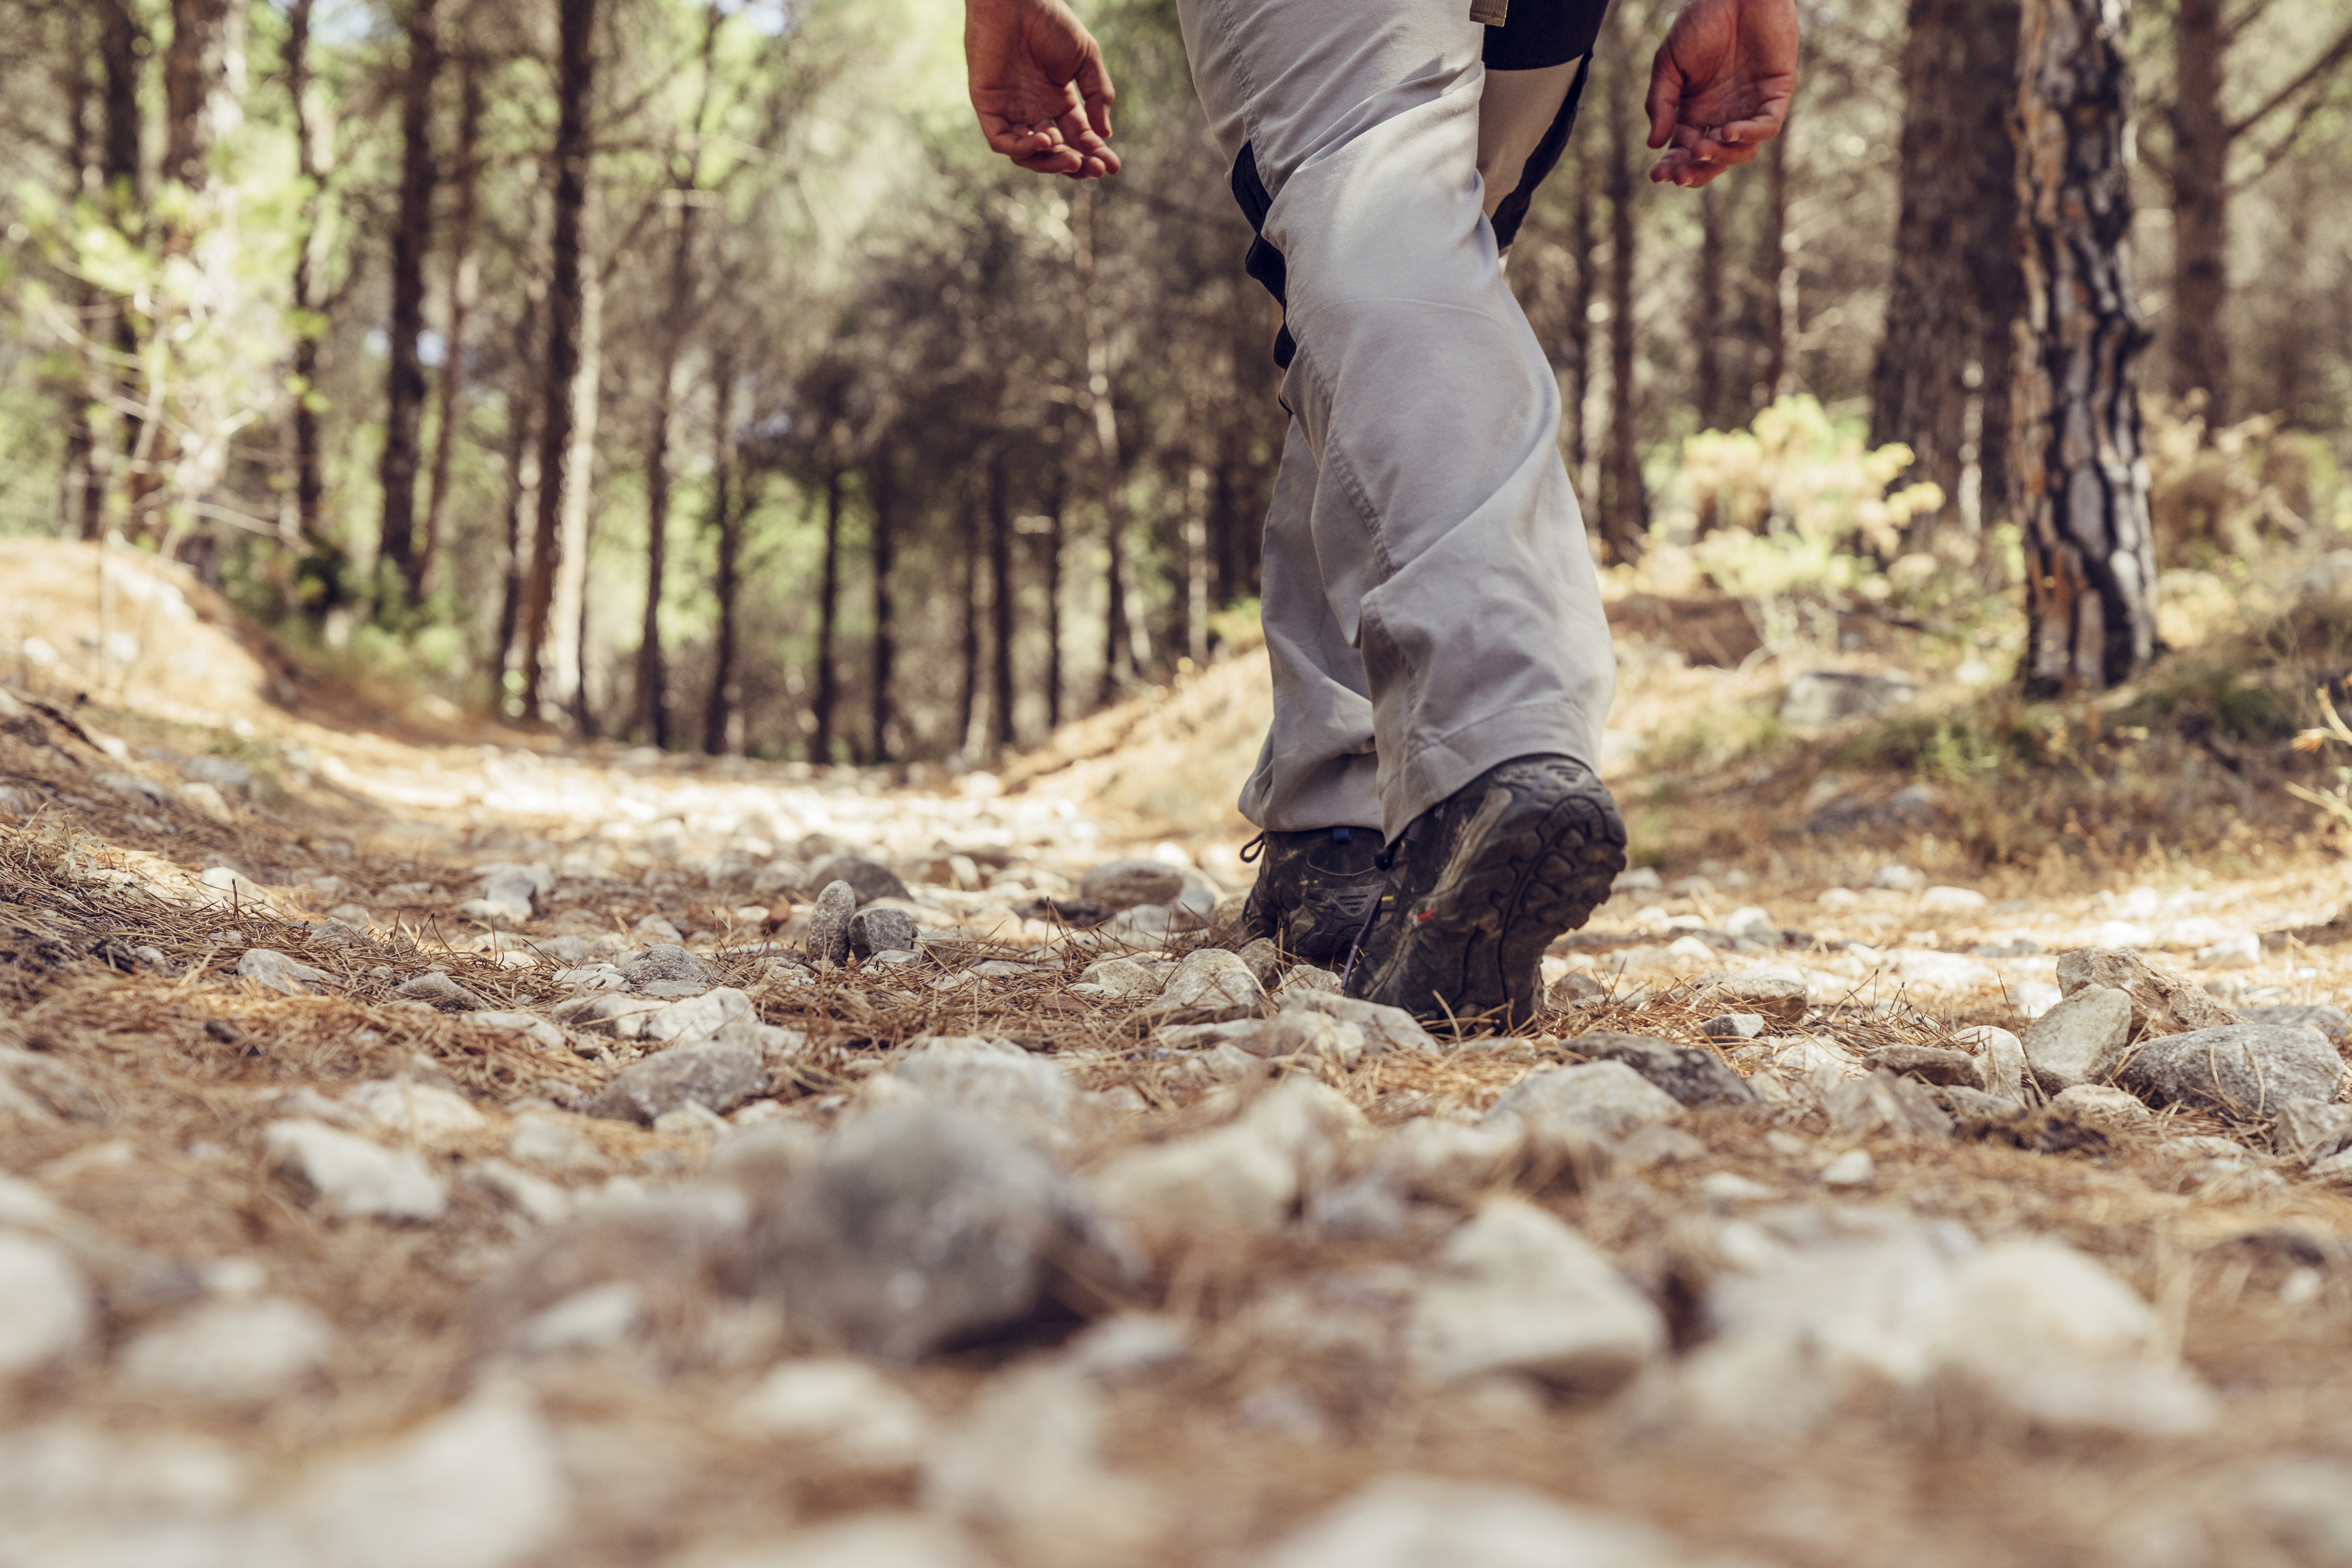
{"left": 1644, "top": 47, "right": 1683, "bottom": 151}
{"left": 1076, "top": 46, "right": 1116, "bottom": 140}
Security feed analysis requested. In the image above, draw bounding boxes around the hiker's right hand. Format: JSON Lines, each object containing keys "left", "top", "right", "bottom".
{"left": 965, "top": 0, "right": 1120, "bottom": 180}
{"left": 1645, "top": 0, "right": 1798, "bottom": 188}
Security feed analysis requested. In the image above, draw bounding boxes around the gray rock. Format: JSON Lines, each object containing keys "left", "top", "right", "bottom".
{"left": 1080, "top": 858, "right": 1185, "bottom": 911}
{"left": 2273, "top": 1098, "right": 2352, "bottom": 1162}
{"left": 474, "top": 865, "right": 546, "bottom": 923}
{"left": 1404, "top": 1196, "right": 1665, "bottom": 1393}
{"left": 1237, "top": 937, "right": 1284, "bottom": 987}
{"left": 2246, "top": 1004, "right": 2352, "bottom": 1044}
{"left": 2055, "top": 947, "right": 2240, "bottom": 1037}
{"left": 1823, "top": 1068, "right": 1953, "bottom": 1139}
{"left": 1485, "top": 1060, "right": 1685, "bottom": 1140}
{"left": 1691, "top": 971, "right": 1807, "bottom": 1026}
{"left": 1254, "top": 1477, "right": 1703, "bottom": 1568}
{"left": 641, "top": 985, "right": 757, "bottom": 1045}
{"left": 238, "top": 947, "right": 336, "bottom": 996}
{"left": 1700, "top": 1012, "right": 1766, "bottom": 1041}
{"left": 2022, "top": 983, "right": 2133, "bottom": 1092}
{"left": 263, "top": 1120, "right": 449, "bottom": 1220}
{"left": 803, "top": 855, "right": 911, "bottom": 905}
{"left": 1935, "top": 1083, "right": 2027, "bottom": 1120}
{"left": 182, "top": 754, "right": 255, "bottom": 793}
{"left": 619, "top": 943, "right": 713, "bottom": 989}
{"left": 1278, "top": 989, "right": 1437, "bottom": 1054}
{"left": 1145, "top": 947, "right": 1265, "bottom": 1023}
{"left": 1779, "top": 670, "right": 1918, "bottom": 727}
{"left": 508, "top": 1111, "right": 609, "bottom": 1176}
{"left": 582, "top": 1038, "right": 768, "bottom": 1124}
{"left": 748, "top": 1104, "right": 1134, "bottom": 1361}
{"left": 2048, "top": 1084, "right": 2152, "bottom": 1122}
{"left": 805, "top": 880, "right": 857, "bottom": 966}
{"left": 849, "top": 907, "right": 919, "bottom": 959}
{"left": 2117, "top": 1025, "right": 2346, "bottom": 1121}
{"left": 394, "top": 971, "right": 489, "bottom": 1012}
{"left": 1571, "top": 1032, "right": 1755, "bottom": 1107}
{"left": 1865, "top": 1044, "right": 1981, "bottom": 1087}
{"left": 0, "top": 1232, "right": 91, "bottom": 1374}
{"left": 871, "top": 1038, "right": 1089, "bottom": 1151}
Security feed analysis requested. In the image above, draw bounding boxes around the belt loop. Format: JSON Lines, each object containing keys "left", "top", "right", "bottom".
{"left": 1469, "top": 0, "right": 1508, "bottom": 25}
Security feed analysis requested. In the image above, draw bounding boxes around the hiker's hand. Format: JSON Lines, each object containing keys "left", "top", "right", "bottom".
{"left": 1645, "top": 0, "right": 1798, "bottom": 187}
{"left": 966, "top": 0, "right": 1120, "bottom": 179}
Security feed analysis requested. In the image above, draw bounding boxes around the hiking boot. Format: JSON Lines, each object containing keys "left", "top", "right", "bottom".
{"left": 1344, "top": 754, "right": 1625, "bottom": 1029}
{"left": 1238, "top": 825, "right": 1388, "bottom": 964}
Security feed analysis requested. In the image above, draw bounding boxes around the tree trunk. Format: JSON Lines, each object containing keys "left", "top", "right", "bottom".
{"left": 988, "top": 453, "right": 1017, "bottom": 755}
{"left": 1694, "top": 184, "right": 1724, "bottom": 434}
{"left": 420, "top": 44, "right": 481, "bottom": 595}
{"left": 378, "top": 0, "right": 440, "bottom": 604}
{"left": 632, "top": 2, "right": 721, "bottom": 750}
{"left": 1565, "top": 150, "right": 1596, "bottom": 486}
{"left": 1757, "top": 132, "right": 1793, "bottom": 410}
{"left": 59, "top": 4, "right": 96, "bottom": 539}
{"left": 1869, "top": 0, "right": 2024, "bottom": 541}
{"left": 1183, "top": 460, "right": 1210, "bottom": 668}
{"left": 958, "top": 479, "right": 982, "bottom": 755}
{"left": 2169, "top": 0, "right": 2229, "bottom": 423}
{"left": 869, "top": 455, "right": 896, "bottom": 763}
{"left": 92, "top": 0, "right": 141, "bottom": 539}
{"left": 518, "top": 0, "right": 595, "bottom": 720}
{"left": 163, "top": 0, "right": 235, "bottom": 193}
{"left": 1080, "top": 187, "right": 1145, "bottom": 703}
{"left": 701, "top": 358, "right": 741, "bottom": 754}
{"left": 812, "top": 468, "right": 844, "bottom": 762}
{"left": 1600, "top": 10, "right": 1648, "bottom": 564}
{"left": 1042, "top": 464, "right": 1065, "bottom": 730}
{"left": 2013, "top": 0, "right": 2156, "bottom": 694}
{"left": 284, "top": 0, "right": 330, "bottom": 550}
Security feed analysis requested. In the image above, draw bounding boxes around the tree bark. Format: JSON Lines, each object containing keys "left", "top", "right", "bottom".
{"left": 812, "top": 468, "right": 844, "bottom": 762}
{"left": 1600, "top": 10, "right": 1648, "bottom": 564}
{"left": 1694, "top": 184, "right": 1724, "bottom": 434}
{"left": 988, "top": 453, "right": 1017, "bottom": 755}
{"left": 163, "top": 0, "right": 236, "bottom": 193}
{"left": 1565, "top": 150, "right": 1596, "bottom": 485}
{"left": 1041, "top": 463, "right": 1065, "bottom": 730}
{"left": 1183, "top": 459, "right": 1210, "bottom": 668}
{"left": 420, "top": 43, "right": 481, "bottom": 596}
{"left": 701, "top": 358, "right": 741, "bottom": 754}
{"left": 519, "top": 0, "right": 596, "bottom": 719}
{"left": 59, "top": 4, "right": 96, "bottom": 539}
{"left": 1081, "top": 186, "right": 1145, "bottom": 702}
{"left": 958, "top": 477, "right": 982, "bottom": 755}
{"left": 2013, "top": 0, "right": 2157, "bottom": 694}
{"left": 378, "top": 0, "right": 440, "bottom": 604}
{"left": 1869, "top": 0, "right": 2023, "bottom": 539}
{"left": 1757, "top": 132, "right": 1793, "bottom": 410}
{"left": 284, "top": 0, "right": 331, "bottom": 550}
{"left": 869, "top": 454, "right": 896, "bottom": 762}
{"left": 91, "top": 0, "right": 141, "bottom": 538}
{"left": 2169, "top": 0, "right": 2229, "bottom": 422}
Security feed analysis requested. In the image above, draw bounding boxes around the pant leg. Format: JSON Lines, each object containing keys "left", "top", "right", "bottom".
{"left": 1193, "top": 0, "right": 1617, "bottom": 839}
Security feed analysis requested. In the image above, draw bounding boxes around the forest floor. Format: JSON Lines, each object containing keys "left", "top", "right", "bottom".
{"left": 9, "top": 539, "right": 2352, "bottom": 1568}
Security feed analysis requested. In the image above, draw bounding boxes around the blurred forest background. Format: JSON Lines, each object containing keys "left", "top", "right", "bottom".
{"left": 2, "top": 0, "right": 2350, "bottom": 766}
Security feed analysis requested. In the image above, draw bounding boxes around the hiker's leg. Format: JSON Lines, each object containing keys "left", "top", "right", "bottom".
{"left": 1181, "top": 0, "right": 1616, "bottom": 840}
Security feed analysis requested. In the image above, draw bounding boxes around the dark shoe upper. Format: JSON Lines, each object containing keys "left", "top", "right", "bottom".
{"left": 1239, "top": 825, "right": 1387, "bottom": 965}
{"left": 1345, "top": 754, "right": 1625, "bottom": 1031}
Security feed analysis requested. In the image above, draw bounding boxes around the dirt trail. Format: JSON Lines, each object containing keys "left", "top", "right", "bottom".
{"left": 9, "top": 572, "right": 2352, "bottom": 1565}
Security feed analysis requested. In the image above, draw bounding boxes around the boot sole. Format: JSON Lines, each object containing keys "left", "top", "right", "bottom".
{"left": 1354, "top": 760, "right": 1626, "bottom": 1029}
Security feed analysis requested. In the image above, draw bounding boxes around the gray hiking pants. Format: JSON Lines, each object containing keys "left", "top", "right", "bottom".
{"left": 1181, "top": 0, "right": 1619, "bottom": 839}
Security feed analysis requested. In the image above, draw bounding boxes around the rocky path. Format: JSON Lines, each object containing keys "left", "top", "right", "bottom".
{"left": 7, "top": 686, "right": 2352, "bottom": 1568}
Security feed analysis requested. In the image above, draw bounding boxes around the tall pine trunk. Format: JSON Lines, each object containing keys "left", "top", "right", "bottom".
{"left": 378, "top": 0, "right": 440, "bottom": 603}
{"left": 285, "top": 0, "right": 330, "bottom": 549}
{"left": 519, "top": 0, "right": 595, "bottom": 719}
{"left": 1694, "top": 184, "right": 1724, "bottom": 434}
{"left": 958, "top": 477, "right": 982, "bottom": 754}
{"left": 988, "top": 454, "right": 1016, "bottom": 755}
{"left": 2014, "top": 0, "right": 2156, "bottom": 693}
{"left": 2169, "top": 0, "right": 2229, "bottom": 422}
{"left": 1599, "top": 9, "right": 1648, "bottom": 563}
{"left": 1564, "top": 151, "right": 1596, "bottom": 486}
{"left": 812, "top": 468, "right": 844, "bottom": 762}
{"left": 1041, "top": 464, "right": 1065, "bottom": 730}
{"left": 420, "top": 45, "right": 481, "bottom": 594}
{"left": 1757, "top": 134, "right": 1793, "bottom": 410}
{"left": 93, "top": 0, "right": 140, "bottom": 539}
{"left": 701, "top": 359, "right": 741, "bottom": 754}
{"left": 869, "top": 456, "right": 896, "bottom": 763}
{"left": 1869, "top": 0, "right": 2023, "bottom": 540}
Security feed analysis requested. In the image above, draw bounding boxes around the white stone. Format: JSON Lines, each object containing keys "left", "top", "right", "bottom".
{"left": 344, "top": 1080, "right": 487, "bottom": 1144}
{"left": 460, "top": 1011, "right": 568, "bottom": 1051}
{"left": 2091, "top": 921, "right": 2157, "bottom": 950}
{"left": 1887, "top": 949, "right": 1999, "bottom": 990}
{"left": 1724, "top": 906, "right": 1777, "bottom": 944}
{"left": 1277, "top": 990, "right": 1437, "bottom": 1054}
{"left": 1369, "top": 1117, "right": 1526, "bottom": 1203}
{"left": 463, "top": 1159, "right": 573, "bottom": 1225}
{"left": 642, "top": 986, "right": 757, "bottom": 1045}
{"left": 1092, "top": 1077, "right": 1364, "bottom": 1239}
{"left": 272, "top": 1389, "right": 568, "bottom": 1568}
{"left": 1954, "top": 1025, "right": 2027, "bottom": 1102}
{"left": 119, "top": 1297, "right": 335, "bottom": 1403}
{"left": 1405, "top": 1198, "right": 1664, "bottom": 1393}
{"left": 1697, "top": 1172, "right": 1778, "bottom": 1203}
{"left": 1483, "top": 1061, "right": 1683, "bottom": 1142}
{"left": 1254, "top": 1475, "right": 1701, "bottom": 1568}
{"left": 1666, "top": 934, "right": 1717, "bottom": 962}
{"left": 1154, "top": 948, "right": 1263, "bottom": 1014}
{"left": 2013, "top": 979, "right": 2063, "bottom": 1020}
{"left": 2195, "top": 932, "right": 2260, "bottom": 971}
{"left": 0, "top": 1231, "right": 92, "bottom": 1374}
{"left": 2022, "top": 984, "right": 2133, "bottom": 1092}
{"left": 2049, "top": 1084, "right": 2153, "bottom": 1122}
{"left": 263, "top": 1121, "right": 449, "bottom": 1221}
{"left": 865, "top": 1037, "right": 1088, "bottom": 1151}
{"left": 516, "top": 1283, "right": 642, "bottom": 1354}
{"left": 1819, "top": 1148, "right": 1875, "bottom": 1186}
{"left": 507, "top": 1112, "right": 608, "bottom": 1176}
{"left": 238, "top": 948, "right": 334, "bottom": 996}
{"left": 1076, "top": 957, "right": 1163, "bottom": 996}
{"left": 922, "top": 1362, "right": 1161, "bottom": 1551}
{"left": 0, "top": 1172, "right": 64, "bottom": 1229}
{"left": 1918, "top": 886, "right": 1989, "bottom": 915}
{"left": 736, "top": 1357, "right": 933, "bottom": 1469}
{"left": 1873, "top": 863, "right": 1926, "bottom": 891}
{"left": 679, "top": 1514, "right": 992, "bottom": 1568}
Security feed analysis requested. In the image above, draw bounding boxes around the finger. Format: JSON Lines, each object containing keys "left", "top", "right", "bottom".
{"left": 1076, "top": 48, "right": 1117, "bottom": 141}
{"left": 1644, "top": 49, "right": 1685, "bottom": 150}
{"left": 1688, "top": 136, "right": 1760, "bottom": 168}
{"left": 1055, "top": 103, "right": 1114, "bottom": 162}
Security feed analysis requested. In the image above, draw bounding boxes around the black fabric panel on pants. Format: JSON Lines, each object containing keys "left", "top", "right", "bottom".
{"left": 1483, "top": 0, "right": 1610, "bottom": 71}
{"left": 1488, "top": 50, "right": 1594, "bottom": 253}
{"left": 1229, "top": 142, "right": 1298, "bottom": 370}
